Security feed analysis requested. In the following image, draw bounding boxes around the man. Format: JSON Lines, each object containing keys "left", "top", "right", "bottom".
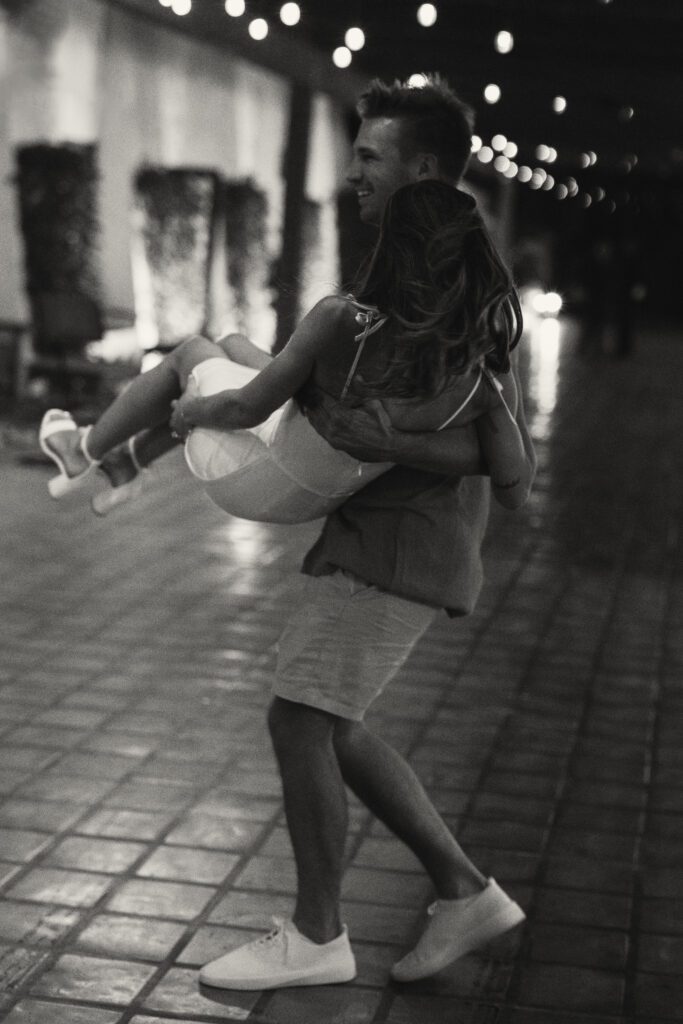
{"left": 199, "top": 76, "right": 535, "bottom": 991}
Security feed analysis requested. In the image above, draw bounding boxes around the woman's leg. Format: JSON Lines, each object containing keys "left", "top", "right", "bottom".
{"left": 87, "top": 335, "right": 223, "bottom": 459}
{"left": 44, "top": 336, "right": 225, "bottom": 478}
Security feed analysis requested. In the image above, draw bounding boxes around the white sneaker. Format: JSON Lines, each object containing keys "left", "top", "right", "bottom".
{"left": 391, "top": 878, "right": 525, "bottom": 982}
{"left": 199, "top": 917, "right": 357, "bottom": 990}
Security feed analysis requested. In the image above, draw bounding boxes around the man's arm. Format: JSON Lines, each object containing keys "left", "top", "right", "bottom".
{"left": 305, "top": 395, "right": 488, "bottom": 477}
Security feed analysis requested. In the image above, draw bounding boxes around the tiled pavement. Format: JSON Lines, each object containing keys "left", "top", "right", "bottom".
{"left": 0, "top": 319, "right": 682, "bottom": 1023}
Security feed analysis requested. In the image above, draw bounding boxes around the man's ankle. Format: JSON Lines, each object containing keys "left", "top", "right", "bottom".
{"left": 293, "top": 913, "right": 343, "bottom": 945}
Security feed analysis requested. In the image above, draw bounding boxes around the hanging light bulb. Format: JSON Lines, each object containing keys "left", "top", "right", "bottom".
{"left": 494, "top": 30, "right": 514, "bottom": 53}
{"left": 470, "top": 135, "right": 482, "bottom": 153}
{"left": 484, "top": 84, "right": 501, "bottom": 104}
{"left": 408, "top": 73, "right": 429, "bottom": 89}
{"left": 477, "top": 146, "right": 494, "bottom": 164}
{"left": 280, "top": 3, "right": 300, "bottom": 26}
{"left": 333, "top": 46, "right": 352, "bottom": 68}
{"left": 491, "top": 134, "right": 507, "bottom": 151}
{"left": 171, "top": 0, "right": 191, "bottom": 13}
{"left": 248, "top": 17, "right": 268, "bottom": 39}
{"left": 225, "top": 0, "right": 246, "bottom": 15}
{"left": 417, "top": 4, "right": 438, "bottom": 27}
{"left": 503, "top": 141, "right": 518, "bottom": 158}
{"left": 345, "top": 27, "right": 365, "bottom": 50}
{"left": 553, "top": 96, "right": 567, "bottom": 114}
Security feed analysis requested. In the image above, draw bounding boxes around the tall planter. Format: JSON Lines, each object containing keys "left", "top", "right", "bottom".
{"left": 133, "top": 167, "right": 221, "bottom": 350}
{"left": 15, "top": 142, "right": 103, "bottom": 354}
{"left": 223, "top": 178, "right": 273, "bottom": 344}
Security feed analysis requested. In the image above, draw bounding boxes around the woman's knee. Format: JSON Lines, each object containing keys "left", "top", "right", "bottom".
{"left": 172, "top": 334, "right": 225, "bottom": 383}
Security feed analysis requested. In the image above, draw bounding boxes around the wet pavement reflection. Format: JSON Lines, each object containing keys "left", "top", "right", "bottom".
{"left": 0, "top": 319, "right": 681, "bottom": 1021}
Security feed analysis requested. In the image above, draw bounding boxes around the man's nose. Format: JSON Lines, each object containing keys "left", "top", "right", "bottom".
{"left": 346, "top": 158, "right": 361, "bottom": 184}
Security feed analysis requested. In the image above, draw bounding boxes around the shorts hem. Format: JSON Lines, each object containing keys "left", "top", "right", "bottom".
{"left": 271, "top": 685, "right": 366, "bottom": 722}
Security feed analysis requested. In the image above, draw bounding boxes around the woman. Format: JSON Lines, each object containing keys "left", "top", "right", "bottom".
{"left": 40, "top": 181, "right": 533, "bottom": 523}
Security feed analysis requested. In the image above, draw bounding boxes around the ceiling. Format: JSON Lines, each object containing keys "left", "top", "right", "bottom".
{"left": 124, "top": 0, "right": 683, "bottom": 181}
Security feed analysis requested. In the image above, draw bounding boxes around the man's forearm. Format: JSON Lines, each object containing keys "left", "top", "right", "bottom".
{"left": 389, "top": 423, "right": 489, "bottom": 476}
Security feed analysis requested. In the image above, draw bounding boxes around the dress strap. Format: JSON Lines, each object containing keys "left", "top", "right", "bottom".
{"left": 436, "top": 368, "right": 484, "bottom": 431}
{"left": 340, "top": 299, "right": 388, "bottom": 403}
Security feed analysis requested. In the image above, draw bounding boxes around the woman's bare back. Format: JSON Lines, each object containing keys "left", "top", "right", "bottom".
{"left": 310, "top": 295, "right": 491, "bottom": 435}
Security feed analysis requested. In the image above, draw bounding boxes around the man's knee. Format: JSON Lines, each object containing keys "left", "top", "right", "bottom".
{"left": 268, "top": 697, "right": 336, "bottom": 752}
{"left": 332, "top": 718, "right": 365, "bottom": 756}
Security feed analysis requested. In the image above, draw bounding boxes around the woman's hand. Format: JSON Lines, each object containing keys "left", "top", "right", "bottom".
{"left": 169, "top": 393, "right": 199, "bottom": 441}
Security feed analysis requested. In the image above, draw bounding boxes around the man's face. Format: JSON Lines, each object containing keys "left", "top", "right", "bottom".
{"left": 346, "top": 117, "right": 425, "bottom": 225}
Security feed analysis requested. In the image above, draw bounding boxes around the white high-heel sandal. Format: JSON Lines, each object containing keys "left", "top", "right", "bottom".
{"left": 39, "top": 409, "right": 99, "bottom": 498}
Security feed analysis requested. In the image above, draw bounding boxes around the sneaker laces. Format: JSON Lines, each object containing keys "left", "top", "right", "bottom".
{"left": 252, "top": 916, "right": 288, "bottom": 953}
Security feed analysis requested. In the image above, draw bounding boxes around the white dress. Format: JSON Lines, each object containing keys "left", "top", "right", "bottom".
{"left": 183, "top": 303, "right": 484, "bottom": 524}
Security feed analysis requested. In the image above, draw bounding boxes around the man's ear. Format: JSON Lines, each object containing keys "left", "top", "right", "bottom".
{"left": 415, "top": 153, "right": 440, "bottom": 179}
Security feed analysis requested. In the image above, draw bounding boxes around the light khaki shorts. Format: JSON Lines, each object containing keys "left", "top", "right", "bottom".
{"left": 274, "top": 570, "right": 438, "bottom": 721}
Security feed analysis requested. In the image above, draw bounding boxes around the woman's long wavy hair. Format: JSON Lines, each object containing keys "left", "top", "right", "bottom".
{"left": 353, "top": 179, "right": 522, "bottom": 398}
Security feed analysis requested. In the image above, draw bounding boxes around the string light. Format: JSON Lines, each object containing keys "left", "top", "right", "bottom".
{"left": 248, "top": 17, "right": 268, "bottom": 39}
{"left": 416, "top": 4, "right": 437, "bottom": 27}
{"left": 345, "top": 27, "right": 365, "bottom": 50}
{"left": 280, "top": 3, "right": 300, "bottom": 26}
{"left": 206, "top": 1, "right": 624, "bottom": 211}
{"left": 333, "top": 46, "right": 352, "bottom": 68}
{"left": 159, "top": 0, "right": 173, "bottom": 7}
{"left": 171, "top": 0, "right": 191, "bottom": 13}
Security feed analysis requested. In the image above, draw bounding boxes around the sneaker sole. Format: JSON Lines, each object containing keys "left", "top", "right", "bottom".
{"left": 200, "top": 964, "right": 356, "bottom": 990}
{"left": 391, "top": 901, "right": 525, "bottom": 982}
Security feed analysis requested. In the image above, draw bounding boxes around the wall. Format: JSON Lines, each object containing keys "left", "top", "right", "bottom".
{"left": 0, "top": 0, "right": 351, "bottom": 346}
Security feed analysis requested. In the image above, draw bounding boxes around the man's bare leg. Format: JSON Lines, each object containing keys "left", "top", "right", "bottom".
{"left": 268, "top": 698, "right": 347, "bottom": 944}
{"left": 333, "top": 720, "right": 486, "bottom": 898}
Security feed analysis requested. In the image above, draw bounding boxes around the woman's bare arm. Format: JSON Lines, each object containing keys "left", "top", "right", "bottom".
{"left": 170, "top": 297, "right": 345, "bottom": 435}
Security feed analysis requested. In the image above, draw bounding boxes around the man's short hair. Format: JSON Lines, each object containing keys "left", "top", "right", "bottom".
{"left": 357, "top": 74, "right": 474, "bottom": 183}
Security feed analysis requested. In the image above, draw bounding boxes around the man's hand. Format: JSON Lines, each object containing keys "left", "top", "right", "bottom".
{"left": 306, "top": 395, "right": 396, "bottom": 462}
{"left": 306, "top": 393, "right": 487, "bottom": 476}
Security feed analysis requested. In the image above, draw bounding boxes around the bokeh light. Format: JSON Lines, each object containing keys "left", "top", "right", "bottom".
{"left": 345, "top": 27, "right": 365, "bottom": 50}
{"left": 280, "top": 3, "right": 300, "bottom": 26}
{"left": 494, "top": 30, "right": 514, "bottom": 53}
{"left": 417, "top": 4, "right": 438, "bottom": 27}
{"left": 333, "top": 46, "right": 352, "bottom": 68}
{"left": 248, "top": 17, "right": 268, "bottom": 39}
